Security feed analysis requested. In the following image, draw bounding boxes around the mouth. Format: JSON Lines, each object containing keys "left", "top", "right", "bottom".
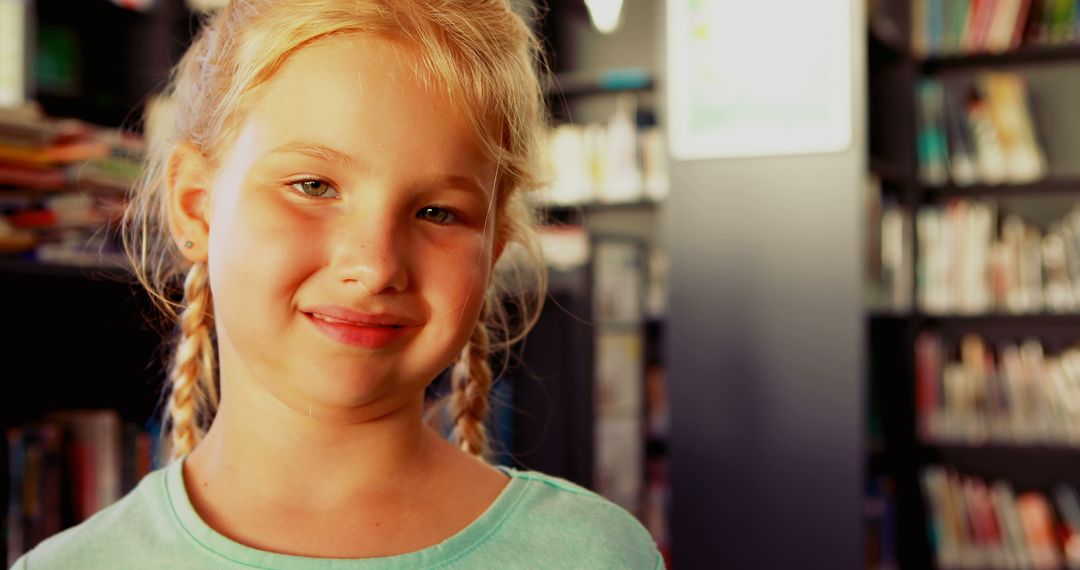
{"left": 305, "top": 312, "right": 405, "bottom": 328}
{"left": 301, "top": 307, "right": 420, "bottom": 349}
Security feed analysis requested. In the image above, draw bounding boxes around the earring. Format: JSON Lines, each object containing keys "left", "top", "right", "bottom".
{"left": 183, "top": 240, "right": 194, "bottom": 249}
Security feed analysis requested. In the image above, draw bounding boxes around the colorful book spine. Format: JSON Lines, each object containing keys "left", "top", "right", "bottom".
{"left": 912, "top": 0, "right": 1080, "bottom": 54}
{"left": 917, "top": 200, "right": 1080, "bottom": 315}
{"left": 4, "top": 411, "right": 159, "bottom": 564}
{"left": 916, "top": 333, "right": 1080, "bottom": 446}
{"left": 922, "top": 466, "right": 1077, "bottom": 568}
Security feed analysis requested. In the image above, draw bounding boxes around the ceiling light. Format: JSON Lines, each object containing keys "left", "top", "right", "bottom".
{"left": 584, "top": 0, "right": 625, "bottom": 34}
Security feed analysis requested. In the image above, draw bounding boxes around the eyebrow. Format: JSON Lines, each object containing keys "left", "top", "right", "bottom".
{"left": 264, "top": 141, "right": 364, "bottom": 170}
{"left": 419, "top": 174, "right": 490, "bottom": 199}
{"left": 266, "top": 141, "right": 490, "bottom": 197}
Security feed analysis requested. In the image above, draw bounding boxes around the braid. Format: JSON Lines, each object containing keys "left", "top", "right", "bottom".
{"left": 450, "top": 300, "right": 493, "bottom": 460}
{"left": 166, "top": 262, "right": 217, "bottom": 462}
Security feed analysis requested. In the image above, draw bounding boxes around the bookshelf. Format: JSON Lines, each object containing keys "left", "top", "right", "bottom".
{"left": 921, "top": 44, "right": 1080, "bottom": 72}
{"left": 1, "top": 1, "right": 200, "bottom": 563}
{"left": 536, "top": 62, "right": 671, "bottom": 554}
{"left": 921, "top": 178, "right": 1080, "bottom": 199}
{"left": 867, "top": 1, "right": 1080, "bottom": 568}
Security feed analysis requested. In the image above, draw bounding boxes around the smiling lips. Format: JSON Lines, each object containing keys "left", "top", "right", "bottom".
{"left": 302, "top": 305, "right": 421, "bottom": 348}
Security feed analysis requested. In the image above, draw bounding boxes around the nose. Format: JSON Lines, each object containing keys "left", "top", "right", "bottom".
{"left": 329, "top": 201, "right": 409, "bottom": 294}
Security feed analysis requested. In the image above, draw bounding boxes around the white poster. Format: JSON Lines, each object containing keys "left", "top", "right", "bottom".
{"left": 0, "top": 0, "right": 27, "bottom": 107}
{"left": 667, "top": 0, "right": 853, "bottom": 160}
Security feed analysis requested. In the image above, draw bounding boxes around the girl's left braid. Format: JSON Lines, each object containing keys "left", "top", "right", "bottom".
{"left": 167, "top": 261, "right": 216, "bottom": 461}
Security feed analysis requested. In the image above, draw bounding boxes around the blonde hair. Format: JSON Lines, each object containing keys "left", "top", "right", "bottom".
{"left": 120, "top": 0, "right": 549, "bottom": 464}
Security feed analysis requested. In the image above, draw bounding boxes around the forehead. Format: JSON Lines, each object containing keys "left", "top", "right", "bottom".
{"left": 226, "top": 33, "right": 494, "bottom": 186}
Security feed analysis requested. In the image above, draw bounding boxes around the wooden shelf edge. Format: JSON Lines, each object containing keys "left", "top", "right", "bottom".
{"left": 921, "top": 177, "right": 1080, "bottom": 199}
{"left": 544, "top": 68, "right": 656, "bottom": 99}
{"left": 921, "top": 43, "right": 1080, "bottom": 72}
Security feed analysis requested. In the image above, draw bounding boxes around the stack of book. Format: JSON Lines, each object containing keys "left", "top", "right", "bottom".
{"left": 921, "top": 466, "right": 1080, "bottom": 570}
{"left": 917, "top": 74, "right": 1046, "bottom": 188}
{"left": 917, "top": 200, "right": 1080, "bottom": 315}
{"left": 912, "top": 0, "right": 1080, "bottom": 57}
{"left": 916, "top": 332, "right": 1080, "bottom": 446}
{"left": 5, "top": 410, "right": 161, "bottom": 565}
{"left": 541, "top": 95, "right": 667, "bottom": 206}
{"left": 0, "top": 103, "right": 143, "bottom": 267}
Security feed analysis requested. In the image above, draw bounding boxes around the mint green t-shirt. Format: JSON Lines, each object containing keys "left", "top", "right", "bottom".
{"left": 9, "top": 456, "right": 663, "bottom": 569}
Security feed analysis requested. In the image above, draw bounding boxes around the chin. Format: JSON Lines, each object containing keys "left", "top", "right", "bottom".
{"left": 289, "top": 365, "right": 424, "bottom": 412}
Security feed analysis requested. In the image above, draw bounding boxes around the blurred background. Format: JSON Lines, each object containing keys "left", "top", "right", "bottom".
{"left": 5, "top": 0, "right": 1080, "bottom": 568}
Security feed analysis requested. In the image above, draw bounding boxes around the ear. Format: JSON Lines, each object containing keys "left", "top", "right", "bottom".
{"left": 165, "top": 141, "right": 213, "bottom": 263}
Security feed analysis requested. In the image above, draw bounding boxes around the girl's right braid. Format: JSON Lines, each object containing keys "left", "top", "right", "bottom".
{"left": 450, "top": 300, "right": 493, "bottom": 460}
{"left": 167, "top": 261, "right": 216, "bottom": 462}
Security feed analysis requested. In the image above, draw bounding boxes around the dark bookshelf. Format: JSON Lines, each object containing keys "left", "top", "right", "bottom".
{"left": 0, "top": 257, "right": 129, "bottom": 279}
{"left": 912, "top": 312, "right": 1080, "bottom": 328}
{"left": 537, "top": 199, "right": 660, "bottom": 226}
{"left": 921, "top": 43, "right": 1080, "bottom": 73}
{"left": 869, "top": 158, "right": 912, "bottom": 186}
{"left": 917, "top": 444, "right": 1080, "bottom": 492}
{"left": 866, "top": 3, "right": 1080, "bottom": 569}
{"left": 920, "top": 177, "right": 1080, "bottom": 200}
{"left": 544, "top": 68, "right": 655, "bottom": 99}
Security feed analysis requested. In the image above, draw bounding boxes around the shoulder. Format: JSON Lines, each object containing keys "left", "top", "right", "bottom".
{"left": 492, "top": 467, "right": 663, "bottom": 569}
{"left": 12, "top": 467, "right": 183, "bottom": 569}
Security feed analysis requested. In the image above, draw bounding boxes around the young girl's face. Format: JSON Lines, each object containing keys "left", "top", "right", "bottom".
{"left": 200, "top": 34, "right": 499, "bottom": 417}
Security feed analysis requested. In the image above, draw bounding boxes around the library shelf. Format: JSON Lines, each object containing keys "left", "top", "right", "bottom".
{"left": 869, "top": 158, "right": 912, "bottom": 186}
{"left": 867, "top": 8, "right": 1080, "bottom": 570}
{"left": 916, "top": 444, "right": 1080, "bottom": 488}
{"left": 911, "top": 312, "right": 1080, "bottom": 329}
{"left": 921, "top": 43, "right": 1080, "bottom": 73}
{"left": 920, "top": 177, "right": 1080, "bottom": 200}
{"left": 544, "top": 68, "right": 655, "bottom": 99}
{"left": 0, "top": 257, "right": 131, "bottom": 280}
{"left": 869, "top": 312, "right": 1080, "bottom": 328}
{"left": 537, "top": 199, "right": 661, "bottom": 226}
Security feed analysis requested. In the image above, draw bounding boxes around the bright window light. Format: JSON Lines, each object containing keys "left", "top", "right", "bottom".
{"left": 585, "top": 0, "right": 625, "bottom": 34}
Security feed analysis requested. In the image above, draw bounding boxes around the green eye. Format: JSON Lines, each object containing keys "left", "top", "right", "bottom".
{"left": 290, "top": 179, "right": 339, "bottom": 199}
{"left": 417, "top": 207, "right": 457, "bottom": 224}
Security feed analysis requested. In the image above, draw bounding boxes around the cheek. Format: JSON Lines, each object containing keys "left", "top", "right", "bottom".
{"left": 420, "top": 233, "right": 490, "bottom": 312}
{"left": 414, "top": 233, "right": 492, "bottom": 366}
{"left": 207, "top": 189, "right": 320, "bottom": 329}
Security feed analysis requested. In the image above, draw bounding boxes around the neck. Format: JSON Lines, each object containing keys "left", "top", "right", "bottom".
{"left": 184, "top": 369, "right": 446, "bottom": 514}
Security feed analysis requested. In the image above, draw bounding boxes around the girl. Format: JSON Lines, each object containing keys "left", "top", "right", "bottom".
{"left": 10, "top": 1, "right": 662, "bottom": 569}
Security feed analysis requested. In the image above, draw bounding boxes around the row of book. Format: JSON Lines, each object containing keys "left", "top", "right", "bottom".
{"left": 0, "top": 102, "right": 142, "bottom": 267}
{"left": 921, "top": 465, "right": 1080, "bottom": 570}
{"left": 917, "top": 74, "right": 1046, "bottom": 188}
{"left": 541, "top": 95, "right": 668, "bottom": 207}
{"left": 916, "top": 332, "right": 1080, "bottom": 446}
{"left": 918, "top": 200, "right": 1080, "bottom": 315}
{"left": 912, "top": 0, "right": 1080, "bottom": 57}
{"left": 5, "top": 410, "right": 162, "bottom": 565}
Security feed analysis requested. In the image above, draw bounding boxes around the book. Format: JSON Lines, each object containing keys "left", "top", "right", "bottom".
{"left": 982, "top": 73, "right": 1047, "bottom": 183}
{"left": 917, "top": 333, "right": 1080, "bottom": 446}
{"left": 916, "top": 200, "right": 1080, "bottom": 315}
{"left": 912, "top": 0, "right": 1080, "bottom": 53}
{"left": 922, "top": 466, "right": 1080, "bottom": 568}
{"left": 944, "top": 87, "right": 978, "bottom": 186}
{"left": 6, "top": 413, "right": 161, "bottom": 564}
{"left": 917, "top": 79, "right": 950, "bottom": 186}
{"left": 1018, "top": 492, "right": 1063, "bottom": 569}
